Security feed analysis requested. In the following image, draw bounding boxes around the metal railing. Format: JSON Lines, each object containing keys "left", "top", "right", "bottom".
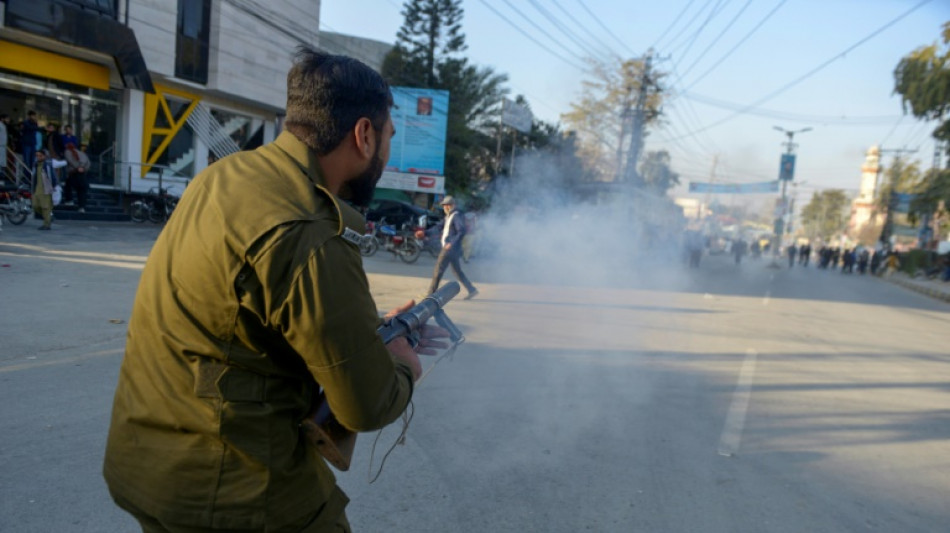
{"left": 3, "top": 147, "right": 34, "bottom": 189}
{"left": 186, "top": 102, "right": 241, "bottom": 160}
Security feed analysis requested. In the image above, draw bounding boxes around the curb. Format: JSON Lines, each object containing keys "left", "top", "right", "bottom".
{"left": 884, "top": 275, "right": 950, "bottom": 304}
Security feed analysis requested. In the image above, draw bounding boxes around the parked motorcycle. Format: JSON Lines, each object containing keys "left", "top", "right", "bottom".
{"left": 374, "top": 218, "right": 421, "bottom": 263}
{"left": 130, "top": 187, "right": 180, "bottom": 224}
{"left": 413, "top": 226, "right": 442, "bottom": 257}
{"left": 359, "top": 221, "right": 380, "bottom": 257}
{"left": 0, "top": 183, "right": 32, "bottom": 225}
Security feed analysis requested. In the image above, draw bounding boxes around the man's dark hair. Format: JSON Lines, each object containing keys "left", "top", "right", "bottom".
{"left": 27, "top": 110, "right": 36, "bottom": 117}
{"left": 0, "top": 114, "right": 8, "bottom": 121}
{"left": 284, "top": 47, "right": 393, "bottom": 156}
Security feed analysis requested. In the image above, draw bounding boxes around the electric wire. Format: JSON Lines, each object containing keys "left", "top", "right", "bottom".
{"left": 666, "top": 0, "right": 934, "bottom": 143}
{"left": 678, "top": 0, "right": 754, "bottom": 81}
{"left": 650, "top": 0, "right": 699, "bottom": 51}
{"left": 526, "top": 0, "right": 611, "bottom": 62}
{"left": 548, "top": 0, "right": 625, "bottom": 59}
{"left": 476, "top": 0, "right": 588, "bottom": 72}
{"left": 571, "top": 0, "right": 636, "bottom": 55}
{"left": 496, "top": 0, "right": 591, "bottom": 64}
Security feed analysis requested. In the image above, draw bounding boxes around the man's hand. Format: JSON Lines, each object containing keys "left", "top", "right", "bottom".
{"left": 414, "top": 230, "right": 425, "bottom": 240}
{"left": 384, "top": 300, "right": 452, "bottom": 382}
{"left": 443, "top": 242, "right": 452, "bottom": 250}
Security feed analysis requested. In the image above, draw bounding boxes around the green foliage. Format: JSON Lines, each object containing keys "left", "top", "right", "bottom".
{"left": 894, "top": 22, "right": 950, "bottom": 147}
{"left": 800, "top": 189, "right": 849, "bottom": 241}
{"left": 876, "top": 157, "right": 923, "bottom": 210}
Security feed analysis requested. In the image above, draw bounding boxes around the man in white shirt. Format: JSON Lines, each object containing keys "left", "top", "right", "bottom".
{"left": 421, "top": 195, "right": 479, "bottom": 298}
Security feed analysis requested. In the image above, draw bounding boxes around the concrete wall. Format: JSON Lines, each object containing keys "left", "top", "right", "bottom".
{"left": 319, "top": 32, "right": 393, "bottom": 73}
{"left": 127, "top": 0, "right": 321, "bottom": 111}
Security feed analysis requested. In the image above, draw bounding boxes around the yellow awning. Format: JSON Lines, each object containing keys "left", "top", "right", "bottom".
{"left": 0, "top": 40, "right": 110, "bottom": 90}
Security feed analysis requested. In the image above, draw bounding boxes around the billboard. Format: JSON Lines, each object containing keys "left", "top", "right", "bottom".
{"left": 501, "top": 98, "right": 533, "bottom": 133}
{"left": 385, "top": 86, "right": 449, "bottom": 176}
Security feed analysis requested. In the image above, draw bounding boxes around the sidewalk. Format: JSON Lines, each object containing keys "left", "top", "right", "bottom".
{"left": 884, "top": 271, "right": 950, "bottom": 304}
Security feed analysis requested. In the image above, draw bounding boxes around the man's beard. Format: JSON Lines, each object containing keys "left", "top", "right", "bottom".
{"left": 344, "top": 149, "right": 384, "bottom": 208}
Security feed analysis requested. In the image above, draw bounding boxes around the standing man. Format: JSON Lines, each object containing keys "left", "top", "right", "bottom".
{"left": 104, "top": 48, "right": 444, "bottom": 532}
{"left": 32, "top": 149, "right": 66, "bottom": 230}
{"left": 63, "top": 142, "right": 90, "bottom": 212}
{"left": 20, "top": 111, "right": 39, "bottom": 174}
{"left": 421, "top": 195, "right": 479, "bottom": 299}
{"left": 60, "top": 124, "right": 79, "bottom": 150}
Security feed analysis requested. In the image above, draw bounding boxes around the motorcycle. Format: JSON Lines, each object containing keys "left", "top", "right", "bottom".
{"left": 359, "top": 221, "right": 380, "bottom": 257}
{"left": 0, "top": 182, "right": 33, "bottom": 225}
{"left": 374, "top": 218, "right": 421, "bottom": 263}
{"left": 413, "top": 226, "right": 442, "bottom": 257}
{"left": 130, "top": 187, "right": 180, "bottom": 224}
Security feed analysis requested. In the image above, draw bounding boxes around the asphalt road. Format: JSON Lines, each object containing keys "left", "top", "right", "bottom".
{"left": 1, "top": 221, "right": 948, "bottom": 532}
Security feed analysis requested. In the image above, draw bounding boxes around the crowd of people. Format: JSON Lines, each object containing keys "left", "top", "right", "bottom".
{"left": 2, "top": 110, "right": 93, "bottom": 227}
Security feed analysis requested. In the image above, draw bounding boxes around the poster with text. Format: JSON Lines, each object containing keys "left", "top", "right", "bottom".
{"left": 386, "top": 87, "right": 449, "bottom": 176}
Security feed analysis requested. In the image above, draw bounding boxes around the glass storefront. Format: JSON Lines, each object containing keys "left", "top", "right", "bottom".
{"left": 0, "top": 68, "right": 120, "bottom": 186}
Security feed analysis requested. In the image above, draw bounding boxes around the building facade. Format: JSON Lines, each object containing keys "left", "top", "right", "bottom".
{"left": 1, "top": 0, "right": 320, "bottom": 192}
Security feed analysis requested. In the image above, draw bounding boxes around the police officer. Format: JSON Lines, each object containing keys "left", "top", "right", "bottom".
{"left": 104, "top": 48, "right": 443, "bottom": 532}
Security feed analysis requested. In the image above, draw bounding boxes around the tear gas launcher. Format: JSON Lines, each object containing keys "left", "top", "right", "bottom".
{"left": 302, "top": 281, "right": 465, "bottom": 471}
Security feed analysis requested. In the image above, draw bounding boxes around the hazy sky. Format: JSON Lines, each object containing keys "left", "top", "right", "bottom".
{"left": 320, "top": 0, "right": 949, "bottom": 201}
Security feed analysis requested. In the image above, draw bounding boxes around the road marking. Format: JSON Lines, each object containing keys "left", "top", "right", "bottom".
{"left": 718, "top": 348, "right": 758, "bottom": 457}
{"left": 0, "top": 348, "right": 123, "bottom": 373}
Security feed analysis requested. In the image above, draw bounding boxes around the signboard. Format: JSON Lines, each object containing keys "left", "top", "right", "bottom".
{"left": 385, "top": 87, "right": 449, "bottom": 176}
{"left": 501, "top": 98, "right": 533, "bottom": 133}
{"left": 378, "top": 171, "right": 445, "bottom": 194}
{"left": 688, "top": 181, "right": 779, "bottom": 194}
{"left": 779, "top": 153, "right": 796, "bottom": 181}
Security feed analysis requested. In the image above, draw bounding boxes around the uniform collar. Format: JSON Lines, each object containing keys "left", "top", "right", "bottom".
{"left": 272, "top": 131, "right": 366, "bottom": 238}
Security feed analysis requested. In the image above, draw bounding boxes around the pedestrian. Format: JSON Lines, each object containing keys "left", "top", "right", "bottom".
{"left": 60, "top": 124, "right": 79, "bottom": 149}
{"left": 884, "top": 251, "right": 900, "bottom": 277}
{"left": 421, "top": 195, "right": 479, "bottom": 298}
{"left": 20, "top": 111, "right": 39, "bottom": 174}
{"left": 0, "top": 113, "right": 9, "bottom": 180}
{"left": 103, "top": 48, "right": 448, "bottom": 532}
{"left": 63, "top": 142, "right": 90, "bottom": 212}
{"left": 858, "top": 249, "right": 869, "bottom": 274}
{"left": 733, "top": 238, "right": 747, "bottom": 265}
{"left": 32, "top": 149, "right": 66, "bottom": 230}
{"left": 787, "top": 244, "right": 797, "bottom": 267}
{"left": 870, "top": 250, "right": 882, "bottom": 275}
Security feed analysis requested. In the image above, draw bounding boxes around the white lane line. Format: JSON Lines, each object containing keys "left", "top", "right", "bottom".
{"left": 0, "top": 348, "right": 123, "bottom": 373}
{"left": 718, "top": 348, "right": 759, "bottom": 457}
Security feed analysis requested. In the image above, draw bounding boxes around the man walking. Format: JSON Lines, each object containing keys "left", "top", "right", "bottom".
{"left": 422, "top": 195, "right": 479, "bottom": 299}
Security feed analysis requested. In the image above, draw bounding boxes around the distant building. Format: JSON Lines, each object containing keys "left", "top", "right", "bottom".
{"left": 0, "top": 1, "right": 390, "bottom": 194}
{"left": 847, "top": 145, "right": 882, "bottom": 238}
{"left": 319, "top": 32, "right": 394, "bottom": 73}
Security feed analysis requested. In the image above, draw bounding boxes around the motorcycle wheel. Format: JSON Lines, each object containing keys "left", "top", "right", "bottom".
{"left": 148, "top": 203, "right": 165, "bottom": 224}
{"left": 398, "top": 239, "right": 422, "bottom": 264}
{"left": 130, "top": 201, "right": 149, "bottom": 223}
{"left": 6, "top": 201, "right": 28, "bottom": 225}
{"left": 360, "top": 235, "right": 379, "bottom": 257}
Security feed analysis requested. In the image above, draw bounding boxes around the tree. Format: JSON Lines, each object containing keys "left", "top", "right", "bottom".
{"left": 561, "top": 57, "right": 665, "bottom": 183}
{"left": 638, "top": 150, "right": 679, "bottom": 194}
{"left": 894, "top": 22, "right": 950, "bottom": 154}
{"left": 909, "top": 168, "right": 950, "bottom": 238}
{"left": 391, "top": 0, "right": 466, "bottom": 87}
{"left": 799, "top": 189, "right": 848, "bottom": 241}
{"left": 876, "top": 157, "right": 923, "bottom": 211}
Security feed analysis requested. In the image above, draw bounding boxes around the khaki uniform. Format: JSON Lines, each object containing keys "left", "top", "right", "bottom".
{"left": 104, "top": 132, "right": 414, "bottom": 531}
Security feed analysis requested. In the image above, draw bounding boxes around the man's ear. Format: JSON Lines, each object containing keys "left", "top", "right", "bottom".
{"left": 353, "top": 117, "right": 375, "bottom": 160}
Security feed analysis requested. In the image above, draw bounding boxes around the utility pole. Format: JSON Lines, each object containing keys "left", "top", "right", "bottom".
{"left": 622, "top": 49, "right": 659, "bottom": 187}
{"left": 771, "top": 126, "right": 812, "bottom": 264}
{"left": 877, "top": 146, "right": 918, "bottom": 247}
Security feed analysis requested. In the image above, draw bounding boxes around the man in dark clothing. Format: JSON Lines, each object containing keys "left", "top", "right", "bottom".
{"left": 422, "top": 195, "right": 479, "bottom": 298}
{"left": 21, "top": 111, "right": 39, "bottom": 173}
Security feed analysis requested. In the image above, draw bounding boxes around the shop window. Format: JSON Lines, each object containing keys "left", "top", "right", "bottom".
{"left": 175, "top": 0, "right": 211, "bottom": 84}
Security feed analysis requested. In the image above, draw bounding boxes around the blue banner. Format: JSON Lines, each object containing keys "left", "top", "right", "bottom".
{"left": 385, "top": 87, "right": 449, "bottom": 176}
{"left": 779, "top": 153, "right": 796, "bottom": 181}
{"left": 688, "top": 181, "right": 779, "bottom": 194}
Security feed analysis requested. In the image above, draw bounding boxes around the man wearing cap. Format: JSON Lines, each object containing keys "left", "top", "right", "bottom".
{"left": 421, "top": 195, "right": 479, "bottom": 299}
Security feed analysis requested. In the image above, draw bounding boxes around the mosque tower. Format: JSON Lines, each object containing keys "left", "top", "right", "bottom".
{"left": 847, "top": 146, "right": 881, "bottom": 237}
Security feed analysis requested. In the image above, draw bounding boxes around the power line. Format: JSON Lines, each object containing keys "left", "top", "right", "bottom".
{"left": 681, "top": 0, "right": 788, "bottom": 92}
{"left": 658, "top": 0, "right": 717, "bottom": 53}
{"left": 668, "top": 0, "right": 731, "bottom": 72}
{"left": 682, "top": 91, "right": 903, "bottom": 124}
{"left": 548, "top": 0, "right": 623, "bottom": 59}
{"left": 477, "top": 0, "right": 587, "bottom": 71}
{"left": 678, "top": 0, "right": 753, "bottom": 80}
{"left": 650, "top": 0, "right": 699, "bottom": 51}
{"left": 571, "top": 0, "right": 636, "bottom": 56}
{"left": 667, "top": 0, "right": 934, "bottom": 143}
{"left": 526, "top": 0, "right": 610, "bottom": 62}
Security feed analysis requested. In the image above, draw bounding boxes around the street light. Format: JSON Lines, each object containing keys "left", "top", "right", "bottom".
{"left": 769, "top": 126, "right": 813, "bottom": 267}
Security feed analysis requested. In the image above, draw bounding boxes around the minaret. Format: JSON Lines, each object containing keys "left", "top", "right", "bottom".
{"left": 857, "top": 145, "right": 881, "bottom": 203}
{"left": 848, "top": 146, "right": 882, "bottom": 238}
